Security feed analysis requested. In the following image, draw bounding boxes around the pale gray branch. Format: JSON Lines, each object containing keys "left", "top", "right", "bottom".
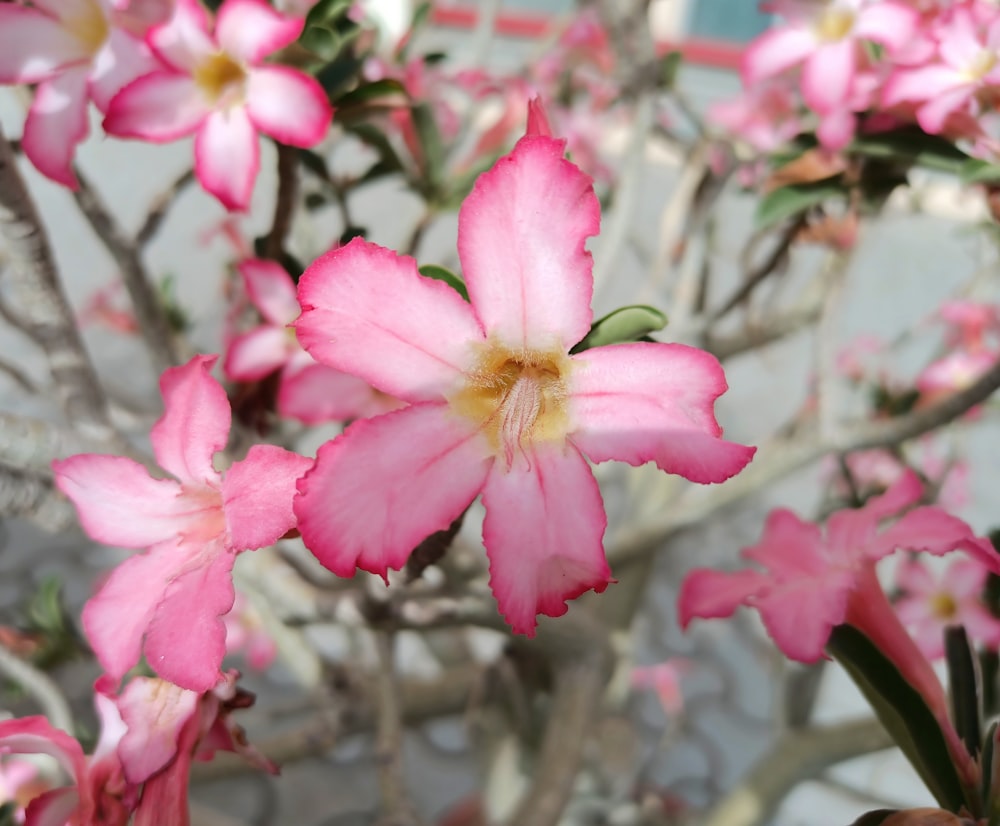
{"left": 0, "top": 643, "right": 75, "bottom": 734}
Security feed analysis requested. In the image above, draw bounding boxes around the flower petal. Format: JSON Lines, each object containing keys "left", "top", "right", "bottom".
{"left": 873, "top": 506, "right": 1000, "bottom": 572}
{"left": 295, "top": 238, "right": 485, "bottom": 403}
{"left": 0, "top": 717, "right": 85, "bottom": 779}
{"left": 82, "top": 538, "right": 201, "bottom": 683}
{"left": 801, "top": 40, "right": 854, "bottom": 113}
{"left": 0, "top": 6, "right": 91, "bottom": 84}
{"left": 278, "top": 362, "right": 403, "bottom": 424}
{"left": 143, "top": 548, "right": 235, "bottom": 691}
{"left": 216, "top": 0, "right": 304, "bottom": 64}
{"left": 246, "top": 65, "right": 331, "bottom": 147}
{"left": 239, "top": 258, "right": 299, "bottom": 325}
{"left": 458, "top": 135, "right": 599, "bottom": 351}
{"left": 88, "top": 27, "right": 159, "bottom": 112}
{"left": 222, "top": 444, "right": 312, "bottom": 550}
{"left": 481, "top": 442, "right": 611, "bottom": 636}
{"left": 224, "top": 326, "right": 290, "bottom": 381}
{"left": 754, "top": 569, "right": 853, "bottom": 662}
{"left": 21, "top": 69, "right": 91, "bottom": 189}
{"left": 23, "top": 788, "right": 82, "bottom": 826}
{"left": 116, "top": 677, "right": 198, "bottom": 784}
{"left": 677, "top": 568, "right": 769, "bottom": 626}
{"left": 741, "top": 25, "right": 815, "bottom": 85}
{"left": 52, "top": 454, "right": 185, "bottom": 548}
{"left": 151, "top": 355, "right": 230, "bottom": 486}
{"left": 148, "top": 0, "right": 215, "bottom": 72}
{"left": 567, "top": 342, "right": 755, "bottom": 483}
{"left": 296, "top": 403, "right": 492, "bottom": 578}
{"left": 103, "top": 71, "right": 208, "bottom": 141}
{"left": 742, "top": 508, "right": 829, "bottom": 576}
{"left": 194, "top": 106, "right": 260, "bottom": 212}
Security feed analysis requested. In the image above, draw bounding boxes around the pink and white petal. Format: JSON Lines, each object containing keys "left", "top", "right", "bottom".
{"left": 216, "top": 0, "right": 304, "bottom": 64}
{"left": 816, "top": 109, "right": 856, "bottom": 152}
{"left": 224, "top": 326, "right": 291, "bottom": 381}
{"left": 917, "top": 85, "right": 977, "bottom": 134}
{"left": 882, "top": 66, "right": 964, "bottom": 108}
{"left": 296, "top": 403, "right": 492, "bottom": 578}
{"left": 295, "top": 238, "right": 485, "bottom": 402}
{"left": 872, "top": 506, "right": 994, "bottom": 565}
{"left": 81, "top": 539, "right": 201, "bottom": 683}
{"left": 0, "top": 6, "right": 91, "bottom": 84}
{"left": 754, "top": 569, "right": 854, "bottom": 662}
{"left": 481, "top": 442, "right": 611, "bottom": 636}
{"left": 143, "top": 548, "right": 236, "bottom": 691}
{"left": 21, "top": 69, "right": 91, "bottom": 189}
{"left": 239, "top": 258, "right": 299, "bottom": 325}
{"left": 151, "top": 355, "right": 230, "bottom": 486}
{"left": 88, "top": 28, "right": 160, "bottom": 112}
{"left": 148, "top": 0, "right": 216, "bottom": 72}
{"left": 958, "top": 603, "right": 1000, "bottom": 647}
{"left": 942, "top": 557, "right": 990, "bottom": 598}
{"left": 194, "top": 107, "right": 260, "bottom": 212}
{"left": 526, "top": 96, "right": 553, "bottom": 137}
{"left": 278, "top": 363, "right": 402, "bottom": 424}
{"left": 741, "top": 509, "right": 829, "bottom": 577}
{"left": 103, "top": 71, "right": 208, "bottom": 141}
{"left": 457, "top": 135, "right": 599, "bottom": 351}
{"left": 741, "top": 25, "right": 816, "bottom": 85}
{"left": 567, "top": 342, "right": 755, "bottom": 483}
{"left": 52, "top": 454, "right": 185, "bottom": 548}
{"left": 0, "top": 718, "right": 86, "bottom": 778}
{"left": 23, "top": 788, "right": 82, "bottom": 826}
{"left": 677, "top": 568, "right": 770, "bottom": 627}
{"left": 116, "top": 677, "right": 197, "bottom": 783}
{"left": 801, "top": 40, "right": 854, "bottom": 114}
{"left": 855, "top": 3, "right": 917, "bottom": 52}
{"left": 246, "top": 65, "right": 331, "bottom": 147}
{"left": 222, "top": 444, "right": 312, "bottom": 550}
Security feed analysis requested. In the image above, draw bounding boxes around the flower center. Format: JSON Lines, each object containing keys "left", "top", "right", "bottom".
{"left": 450, "top": 343, "right": 571, "bottom": 468}
{"left": 66, "top": 0, "right": 110, "bottom": 55}
{"left": 194, "top": 52, "right": 248, "bottom": 107}
{"left": 178, "top": 483, "right": 227, "bottom": 543}
{"left": 929, "top": 592, "right": 958, "bottom": 620}
{"left": 967, "top": 49, "right": 998, "bottom": 81}
{"left": 815, "top": 6, "right": 856, "bottom": 42}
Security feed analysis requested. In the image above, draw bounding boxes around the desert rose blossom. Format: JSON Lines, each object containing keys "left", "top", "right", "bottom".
{"left": 895, "top": 557, "right": 1000, "bottom": 660}
{"left": 743, "top": 0, "right": 917, "bottom": 117}
{"left": 224, "top": 258, "right": 403, "bottom": 424}
{"left": 0, "top": 0, "right": 168, "bottom": 187}
{"left": 104, "top": 0, "right": 332, "bottom": 211}
{"left": 294, "top": 110, "right": 756, "bottom": 636}
{"left": 52, "top": 354, "right": 311, "bottom": 691}
{"left": 0, "top": 683, "right": 134, "bottom": 826}
{"left": 679, "top": 470, "right": 999, "bottom": 785}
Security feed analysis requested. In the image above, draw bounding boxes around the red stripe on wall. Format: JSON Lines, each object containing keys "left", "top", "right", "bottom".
{"left": 428, "top": 4, "right": 746, "bottom": 70}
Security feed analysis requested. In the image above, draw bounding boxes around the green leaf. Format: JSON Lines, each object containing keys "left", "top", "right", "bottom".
{"left": 849, "top": 128, "right": 970, "bottom": 174}
{"left": 299, "top": 25, "right": 343, "bottom": 61}
{"left": 570, "top": 305, "right": 668, "bottom": 353}
{"left": 345, "top": 123, "right": 406, "bottom": 178}
{"left": 754, "top": 179, "right": 844, "bottom": 229}
{"left": 982, "top": 721, "right": 997, "bottom": 805}
{"left": 827, "top": 625, "right": 970, "bottom": 814}
{"left": 334, "top": 79, "right": 407, "bottom": 110}
{"left": 306, "top": 0, "right": 352, "bottom": 27}
{"left": 410, "top": 102, "right": 445, "bottom": 194}
{"left": 419, "top": 264, "right": 468, "bottom": 301}
{"left": 659, "top": 50, "right": 682, "bottom": 89}
{"left": 945, "top": 625, "right": 981, "bottom": 759}
{"left": 961, "top": 158, "right": 1000, "bottom": 184}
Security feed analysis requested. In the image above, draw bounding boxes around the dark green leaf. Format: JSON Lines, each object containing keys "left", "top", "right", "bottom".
{"left": 754, "top": 180, "right": 845, "bottom": 229}
{"left": 982, "top": 721, "right": 997, "bottom": 804}
{"left": 345, "top": 123, "right": 406, "bottom": 178}
{"left": 411, "top": 102, "right": 445, "bottom": 194}
{"left": 570, "top": 305, "right": 668, "bottom": 353}
{"left": 945, "top": 625, "right": 981, "bottom": 759}
{"left": 300, "top": 25, "right": 343, "bottom": 61}
{"left": 340, "top": 226, "right": 367, "bottom": 245}
{"left": 306, "top": 0, "right": 352, "bottom": 27}
{"left": 828, "top": 625, "right": 970, "bottom": 814}
{"left": 849, "top": 128, "right": 970, "bottom": 174}
{"left": 316, "top": 47, "right": 365, "bottom": 97}
{"left": 334, "top": 79, "right": 407, "bottom": 110}
{"left": 419, "top": 264, "right": 468, "bottom": 301}
{"left": 659, "top": 50, "right": 682, "bottom": 89}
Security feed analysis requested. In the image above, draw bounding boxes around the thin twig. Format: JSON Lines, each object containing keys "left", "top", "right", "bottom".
{"left": 0, "top": 462, "right": 76, "bottom": 530}
{"left": 135, "top": 168, "right": 195, "bottom": 247}
{"left": 263, "top": 143, "right": 299, "bottom": 260}
{"left": 0, "top": 643, "right": 75, "bottom": 734}
{"left": 0, "top": 126, "right": 117, "bottom": 440}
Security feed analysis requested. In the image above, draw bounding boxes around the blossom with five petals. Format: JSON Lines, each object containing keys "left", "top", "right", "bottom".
{"left": 224, "top": 258, "right": 402, "bottom": 424}
{"left": 104, "top": 0, "right": 332, "bottom": 211}
{"left": 0, "top": 0, "right": 167, "bottom": 187}
{"left": 294, "top": 116, "right": 756, "bottom": 635}
{"left": 52, "top": 355, "right": 311, "bottom": 691}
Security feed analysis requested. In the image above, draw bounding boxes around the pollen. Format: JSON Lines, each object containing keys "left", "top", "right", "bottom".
{"left": 929, "top": 592, "right": 958, "bottom": 620}
{"left": 815, "top": 6, "right": 856, "bottom": 42}
{"left": 66, "top": 0, "right": 110, "bottom": 54}
{"left": 450, "top": 342, "right": 572, "bottom": 468}
{"left": 194, "top": 52, "right": 248, "bottom": 106}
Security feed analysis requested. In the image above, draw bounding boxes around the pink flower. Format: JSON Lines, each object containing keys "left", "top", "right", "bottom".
{"left": 223, "top": 593, "right": 277, "bottom": 670}
{"left": 224, "top": 258, "right": 403, "bottom": 424}
{"left": 0, "top": 757, "right": 43, "bottom": 824}
{"left": 53, "top": 355, "right": 311, "bottom": 691}
{"left": 118, "top": 671, "right": 275, "bottom": 826}
{"left": 632, "top": 660, "right": 691, "bottom": 719}
{"left": 0, "top": 684, "right": 134, "bottom": 826}
{"left": 679, "top": 470, "right": 998, "bottom": 664}
{"left": 744, "top": 0, "right": 917, "bottom": 116}
{"left": 104, "top": 0, "right": 332, "bottom": 211}
{"left": 0, "top": 0, "right": 165, "bottom": 186}
{"left": 708, "top": 80, "right": 803, "bottom": 154}
{"left": 294, "top": 114, "right": 756, "bottom": 636}
{"left": 895, "top": 557, "right": 1000, "bottom": 659}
